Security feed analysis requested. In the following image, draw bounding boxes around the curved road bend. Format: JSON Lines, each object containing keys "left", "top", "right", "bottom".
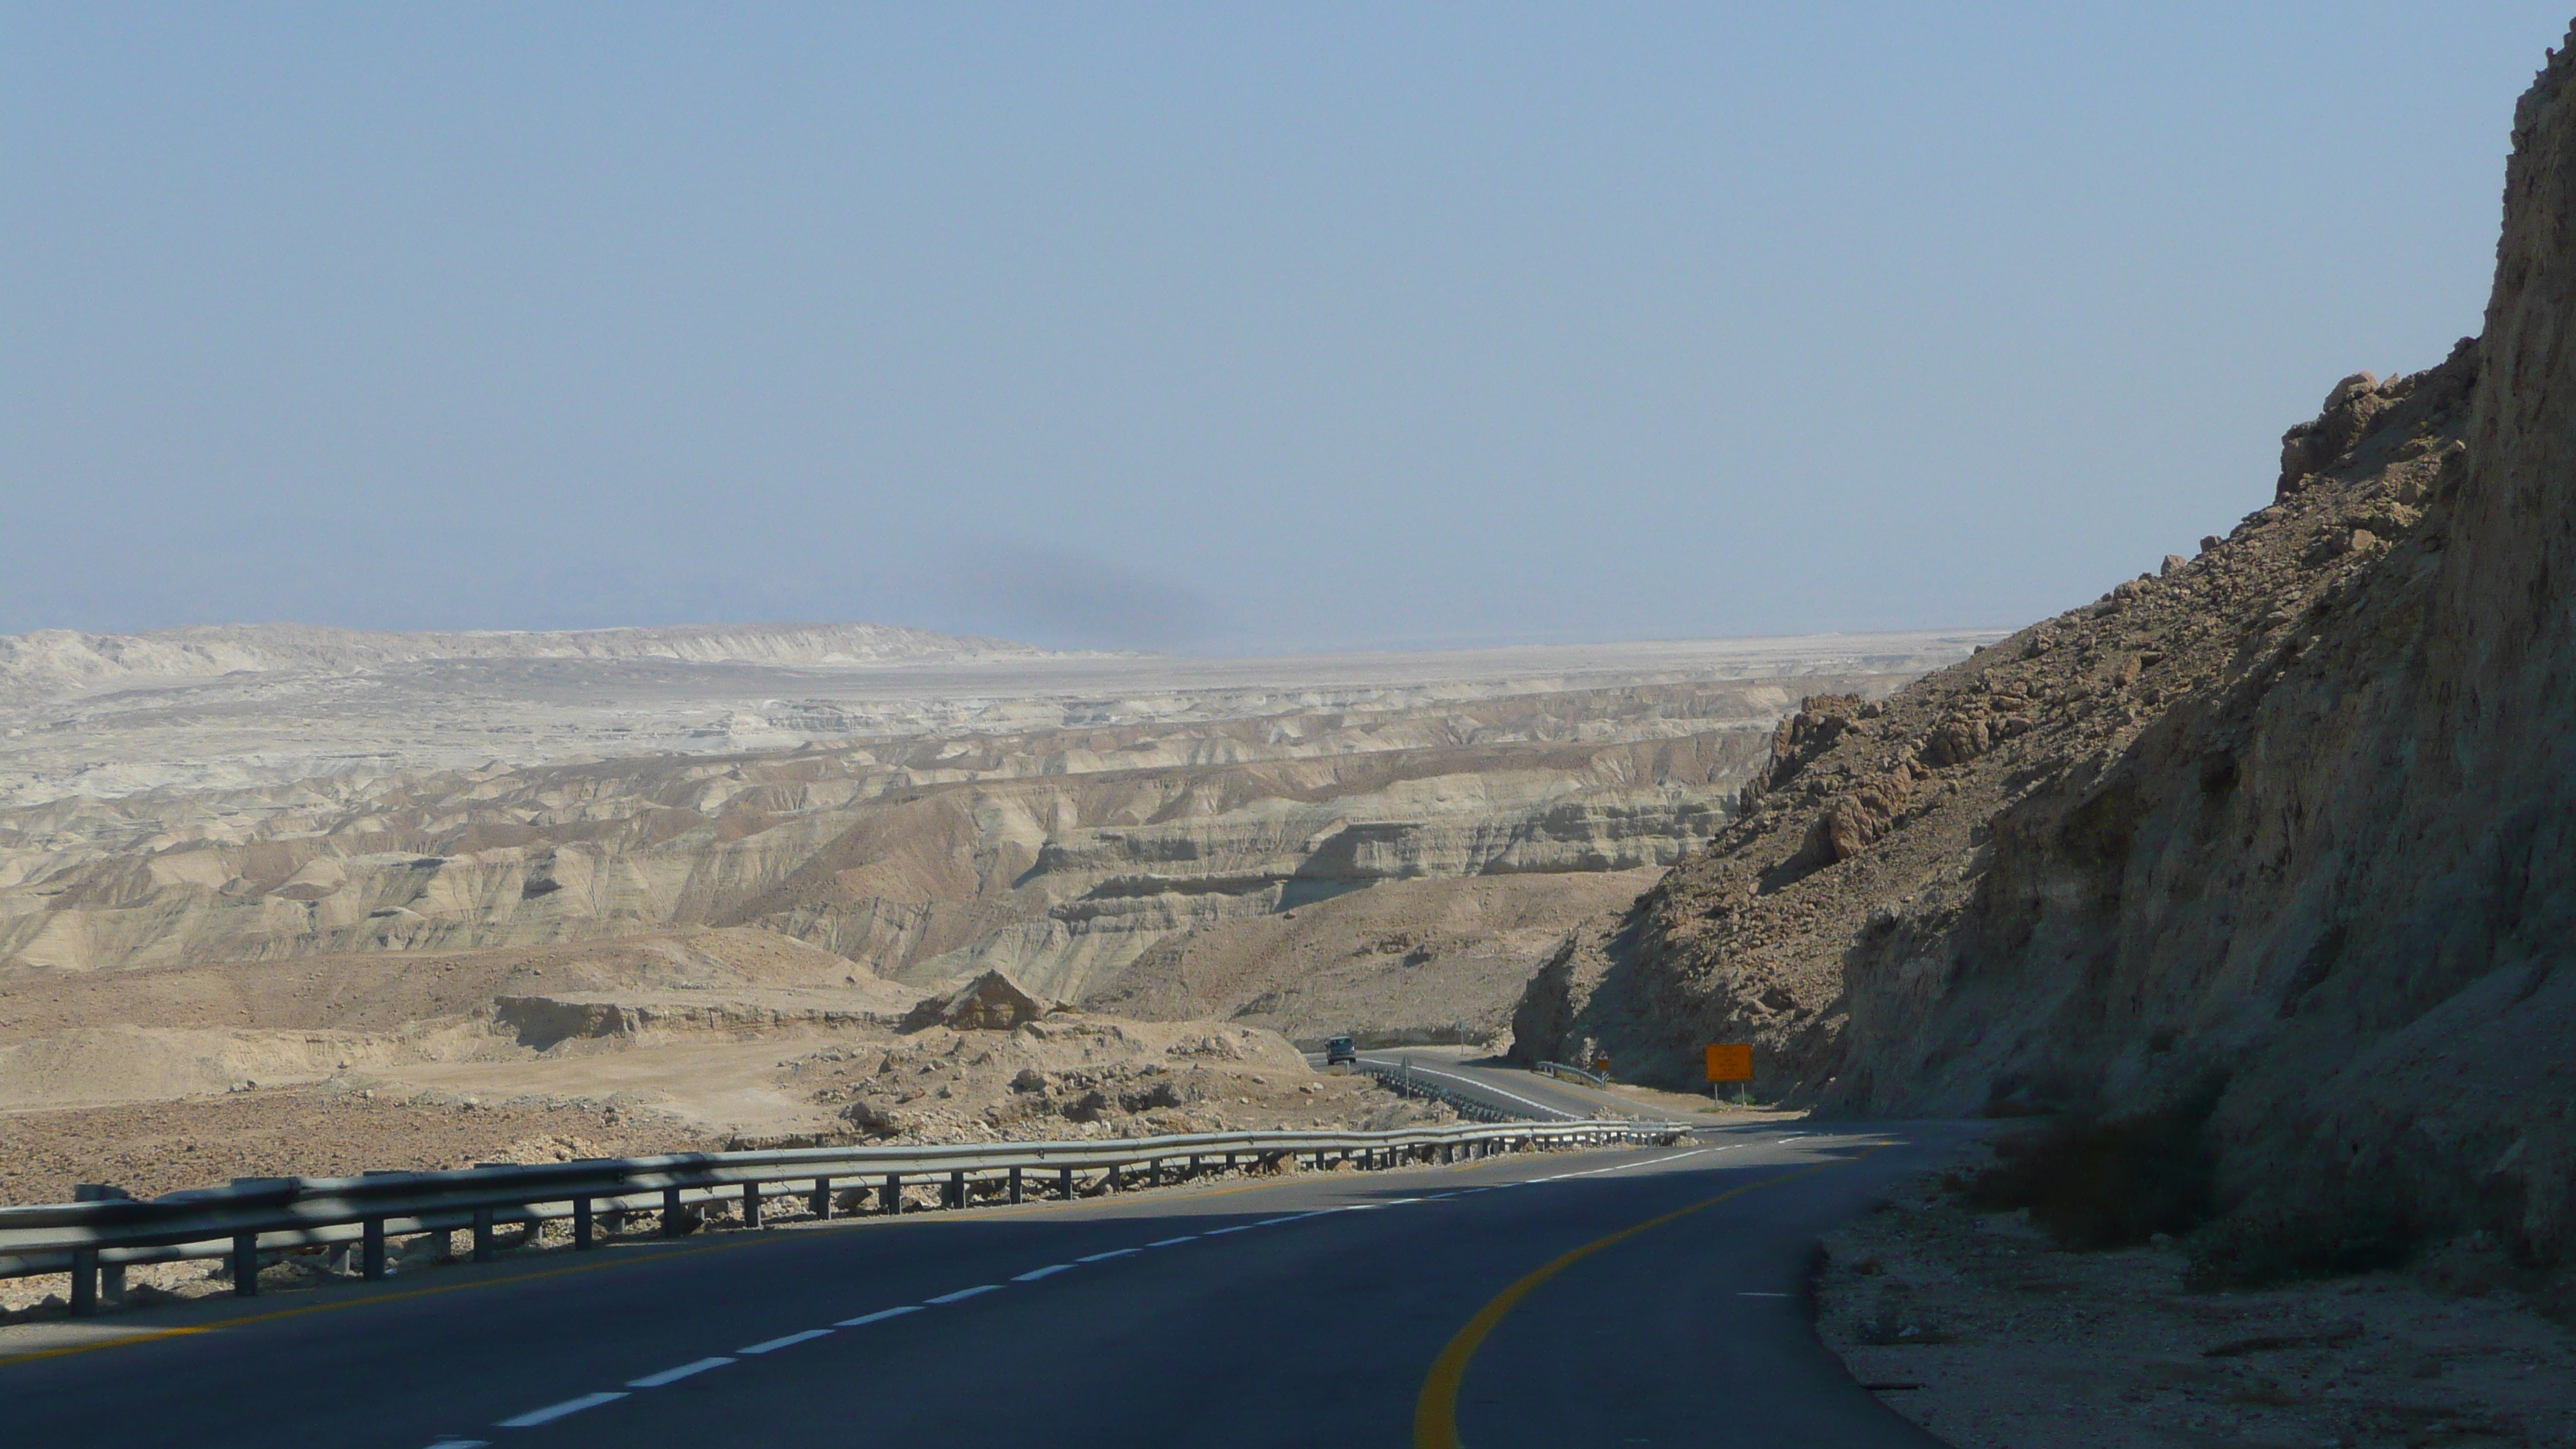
{"left": 1348, "top": 1051, "right": 1659, "bottom": 1122}
{"left": 2, "top": 1126, "right": 1970, "bottom": 1449}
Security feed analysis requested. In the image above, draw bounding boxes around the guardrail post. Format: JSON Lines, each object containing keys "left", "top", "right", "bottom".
{"left": 231, "top": 1232, "right": 259, "bottom": 1297}
{"left": 1058, "top": 1166, "right": 1074, "bottom": 1200}
{"left": 473, "top": 1207, "right": 496, "bottom": 1262}
{"left": 810, "top": 1177, "right": 832, "bottom": 1220}
{"left": 945, "top": 1170, "right": 964, "bottom": 1209}
{"left": 1149, "top": 1158, "right": 1163, "bottom": 1188}
{"left": 363, "top": 1217, "right": 388, "bottom": 1277}
{"left": 572, "top": 1198, "right": 594, "bottom": 1252}
{"left": 663, "top": 1187, "right": 685, "bottom": 1236}
{"left": 69, "top": 1183, "right": 119, "bottom": 1315}
{"left": 1105, "top": 1164, "right": 1121, "bottom": 1194}
{"left": 1225, "top": 1151, "right": 1238, "bottom": 1173}
{"left": 744, "top": 1180, "right": 763, "bottom": 1228}
{"left": 882, "top": 1173, "right": 902, "bottom": 1215}
{"left": 68, "top": 1248, "right": 97, "bottom": 1316}
{"left": 1009, "top": 1167, "right": 1023, "bottom": 1204}
{"left": 1187, "top": 1153, "right": 1201, "bottom": 1179}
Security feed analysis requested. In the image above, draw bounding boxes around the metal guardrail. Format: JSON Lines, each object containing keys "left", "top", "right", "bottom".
{"left": 1356, "top": 1057, "right": 1596, "bottom": 1123}
{"left": 3, "top": 1118, "right": 1687, "bottom": 1317}
{"left": 1533, "top": 1060, "right": 1610, "bottom": 1088}
{"left": 1354, "top": 1058, "right": 1520, "bottom": 1122}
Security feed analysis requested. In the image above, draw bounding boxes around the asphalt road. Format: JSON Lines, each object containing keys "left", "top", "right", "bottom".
{"left": 1348, "top": 1053, "right": 1639, "bottom": 1121}
{"left": 2, "top": 1125, "right": 1968, "bottom": 1449}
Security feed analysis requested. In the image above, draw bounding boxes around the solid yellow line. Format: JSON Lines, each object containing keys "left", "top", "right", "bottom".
{"left": 1411, "top": 1145, "right": 1884, "bottom": 1449}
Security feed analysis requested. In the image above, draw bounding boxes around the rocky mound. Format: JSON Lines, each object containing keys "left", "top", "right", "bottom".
{"left": 1516, "top": 32, "right": 2576, "bottom": 1275}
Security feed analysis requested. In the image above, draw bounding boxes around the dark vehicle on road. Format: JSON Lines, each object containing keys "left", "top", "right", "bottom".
{"left": 1324, "top": 1035, "right": 1358, "bottom": 1066}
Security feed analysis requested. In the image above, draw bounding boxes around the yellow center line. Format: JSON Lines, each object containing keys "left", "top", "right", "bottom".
{"left": 0, "top": 1142, "right": 1630, "bottom": 1371}
{"left": 1412, "top": 1142, "right": 1886, "bottom": 1449}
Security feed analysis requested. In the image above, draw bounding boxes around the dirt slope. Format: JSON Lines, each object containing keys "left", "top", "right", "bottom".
{"left": 1517, "top": 34, "right": 2576, "bottom": 1274}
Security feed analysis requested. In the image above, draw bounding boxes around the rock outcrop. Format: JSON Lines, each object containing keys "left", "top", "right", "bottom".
{"left": 899, "top": 970, "right": 1050, "bottom": 1033}
{"left": 1515, "top": 32, "right": 2576, "bottom": 1273}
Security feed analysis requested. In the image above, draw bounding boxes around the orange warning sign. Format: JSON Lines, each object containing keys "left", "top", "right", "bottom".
{"left": 1704, "top": 1043, "right": 1752, "bottom": 1082}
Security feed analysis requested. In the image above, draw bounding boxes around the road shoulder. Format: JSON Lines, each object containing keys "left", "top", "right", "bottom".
{"left": 1814, "top": 1156, "right": 2576, "bottom": 1448}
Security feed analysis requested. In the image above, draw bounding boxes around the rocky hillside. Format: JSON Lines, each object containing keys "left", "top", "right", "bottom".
{"left": 1517, "top": 35, "right": 2576, "bottom": 1272}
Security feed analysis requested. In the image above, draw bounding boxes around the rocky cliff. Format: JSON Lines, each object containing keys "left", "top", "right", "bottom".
{"left": 1516, "top": 32, "right": 2576, "bottom": 1272}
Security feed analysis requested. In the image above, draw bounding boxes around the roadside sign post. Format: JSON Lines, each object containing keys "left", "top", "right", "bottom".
{"left": 1704, "top": 1043, "right": 1752, "bottom": 1105}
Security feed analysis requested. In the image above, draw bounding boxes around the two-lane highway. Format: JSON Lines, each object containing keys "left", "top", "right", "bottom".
{"left": 2, "top": 1125, "right": 1967, "bottom": 1448}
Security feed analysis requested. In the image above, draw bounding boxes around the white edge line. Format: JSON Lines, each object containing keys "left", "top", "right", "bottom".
{"left": 1588, "top": 1148, "right": 1714, "bottom": 1175}
{"left": 737, "top": 1328, "right": 833, "bottom": 1355}
{"left": 1075, "top": 1249, "right": 1139, "bottom": 1263}
{"left": 925, "top": 1284, "right": 1002, "bottom": 1304}
{"left": 1738, "top": 1291, "right": 1792, "bottom": 1297}
{"left": 1201, "top": 1225, "right": 1253, "bottom": 1235}
{"left": 1012, "top": 1263, "right": 1074, "bottom": 1281}
{"left": 834, "top": 1305, "right": 924, "bottom": 1327}
{"left": 495, "top": 1391, "right": 627, "bottom": 1428}
{"left": 1146, "top": 1236, "right": 1197, "bottom": 1247}
{"left": 626, "top": 1357, "right": 734, "bottom": 1388}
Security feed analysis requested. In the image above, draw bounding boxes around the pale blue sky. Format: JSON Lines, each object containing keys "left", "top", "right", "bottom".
{"left": 3, "top": 5, "right": 2564, "bottom": 653}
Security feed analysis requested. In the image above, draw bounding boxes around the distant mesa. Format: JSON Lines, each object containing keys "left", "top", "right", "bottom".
{"left": 0, "top": 620, "right": 1056, "bottom": 705}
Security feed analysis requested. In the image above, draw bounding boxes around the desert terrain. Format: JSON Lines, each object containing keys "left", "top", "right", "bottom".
{"left": 0, "top": 626, "right": 1981, "bottom": 1232}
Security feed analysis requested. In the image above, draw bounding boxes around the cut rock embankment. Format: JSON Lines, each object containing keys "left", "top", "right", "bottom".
{"left": 1517, "top": 26, "right": 2576, "bottom": 1283}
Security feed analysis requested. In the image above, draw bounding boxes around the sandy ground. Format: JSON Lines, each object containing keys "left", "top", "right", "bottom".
{"left": 1815, "top": 1151, "right": 2576, "bottom": 1449}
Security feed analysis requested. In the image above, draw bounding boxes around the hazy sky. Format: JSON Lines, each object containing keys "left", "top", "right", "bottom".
{"left": 4, "top": 6, "right": 2565, "bottom": 653}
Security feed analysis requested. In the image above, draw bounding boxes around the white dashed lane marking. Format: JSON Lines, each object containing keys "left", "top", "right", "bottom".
{"left": 833, "top": 1305, "right": 922, "bottom": 1327}
{"left": 495, "top": 1391, "right": 626, "bottom": 1428}
{"left": 626, "top": 1358, "right": 732, "bottom": 1388}
{"left": 470, "top": 1135, "right": 1798, "bottom": 1437}
{"left": 923, "top": 1285, "right": 1002, "bottom": 1304}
